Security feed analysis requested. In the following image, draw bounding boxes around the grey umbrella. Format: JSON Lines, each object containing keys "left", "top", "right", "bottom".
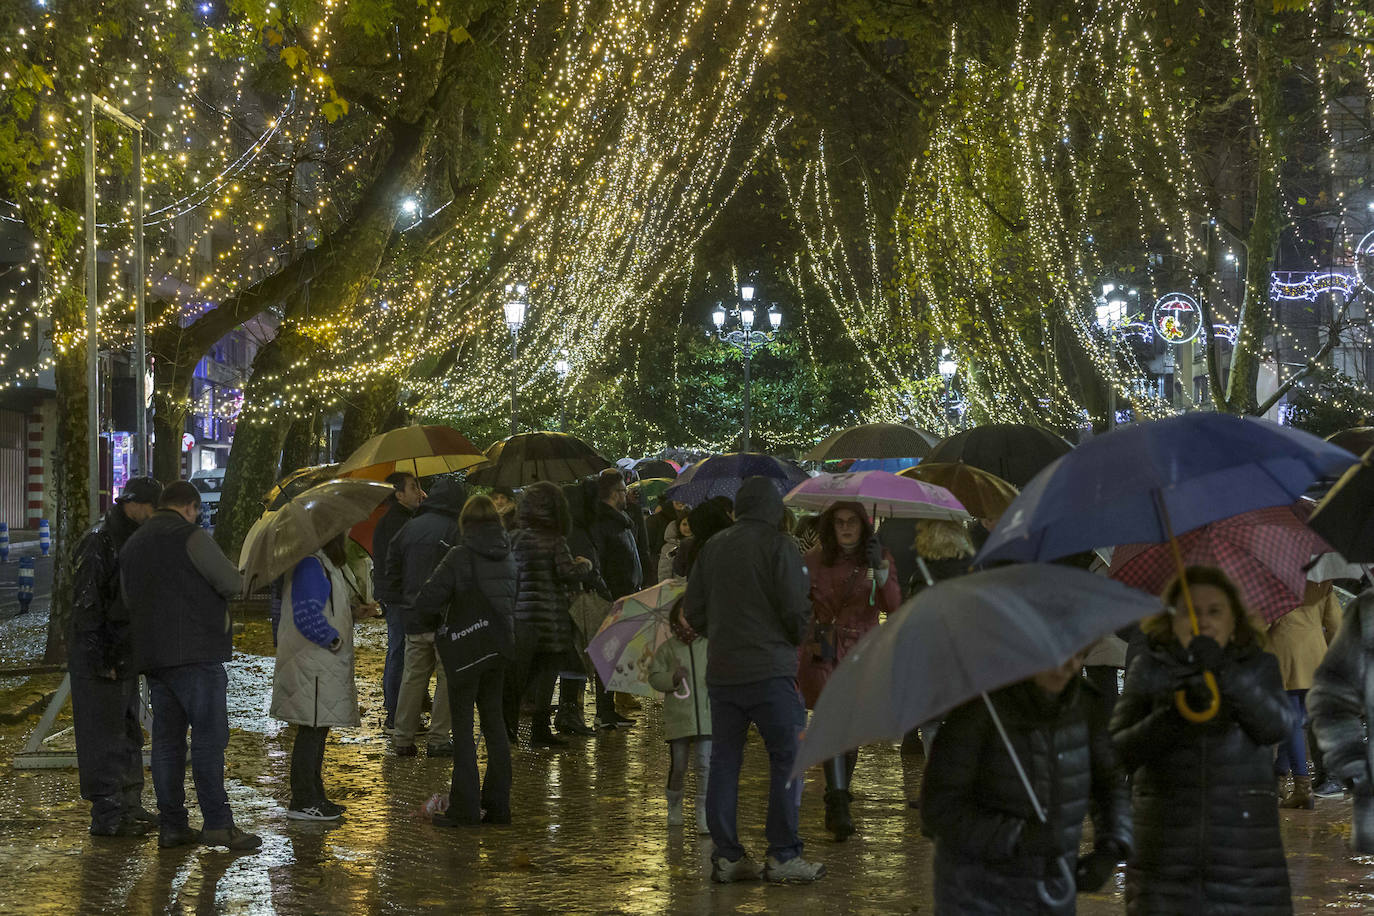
{"left": 793, "top": 564, "right": 1162, "bottom": 906}
{"left": 803, "top": 422, "right": 939, "bottom": 461}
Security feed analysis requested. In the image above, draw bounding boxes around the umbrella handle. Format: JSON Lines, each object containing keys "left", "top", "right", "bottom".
{"left": 1035, "top": 856, "right": 1076, "bottom": 909}
{"left": 1174, "top": 670, "right": 1222, "bottom": 723}
{"left": 674, "top": 681, "right": 691, "bottom": 700}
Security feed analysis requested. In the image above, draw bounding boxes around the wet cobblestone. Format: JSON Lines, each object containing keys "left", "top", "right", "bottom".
{"left": 0, "top": 615, "right": 1371, "bottom": 913}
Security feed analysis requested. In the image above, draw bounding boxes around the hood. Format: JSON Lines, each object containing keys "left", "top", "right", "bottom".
{"left": 462, "top": 521, "right": 510, "bottom": 560}
{"left": 734, "top": 476, "right": 784, "bottom": 526}
{"left": 417, "top": 479, "right": 467, "bottom": 517}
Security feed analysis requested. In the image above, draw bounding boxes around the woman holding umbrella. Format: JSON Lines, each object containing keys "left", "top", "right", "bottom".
{"left": 799, "top": 501, "right": 901, "bottom": 841}
{"left": 1111, "top": 567, "right": 1293, "bottom": 914}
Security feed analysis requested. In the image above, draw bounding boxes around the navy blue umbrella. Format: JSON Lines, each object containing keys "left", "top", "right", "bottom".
{"left": 664, "top": 453, "right": 810, "bottom": 507}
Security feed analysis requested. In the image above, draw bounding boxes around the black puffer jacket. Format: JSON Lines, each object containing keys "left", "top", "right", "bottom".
{"left": 382, "top": 480, "right": 467, "bottom": 633}
{"left": 1111, "top": 640, "right": 1292, "bottom": 915}
{"left": 513, "top": 486, "right": 593, "bottom": 655}
{"left": 921, "top": 679, "right": 1131, "bottom": 914}
{"left": 70, "top": 505, "right": 141, "bottom": 677}
{"left": 588, "top": 500, "right": 642, "bottom": 600}
{"left": 412, "top": 521, "right": 517, "bottom": 662}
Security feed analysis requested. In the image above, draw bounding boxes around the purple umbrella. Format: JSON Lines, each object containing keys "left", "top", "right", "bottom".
{"left": 784, "top": 471, "right": 971, "bottom": 520}
{"left": 664, "top": 453, "right": 810, "bottom": 507}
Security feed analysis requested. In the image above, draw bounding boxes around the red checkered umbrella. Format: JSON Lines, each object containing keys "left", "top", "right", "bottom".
{"left": 1109, "top": 505, "right": 1331, "bottom": 624}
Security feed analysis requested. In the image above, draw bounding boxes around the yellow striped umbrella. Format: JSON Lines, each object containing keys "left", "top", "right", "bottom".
{"left": 337, "top": 424, "right": 488, "bottom": 480}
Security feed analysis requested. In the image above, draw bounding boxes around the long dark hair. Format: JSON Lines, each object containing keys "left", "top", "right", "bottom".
{"left": 817, "top": 501, "right": 873, "bottom": 566}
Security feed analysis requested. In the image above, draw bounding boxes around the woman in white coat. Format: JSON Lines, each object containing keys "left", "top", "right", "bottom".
{"left": 272, "top": 533, "right": 378, "bottom": 820}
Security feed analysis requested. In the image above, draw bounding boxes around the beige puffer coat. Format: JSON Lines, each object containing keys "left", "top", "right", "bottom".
{"left": 271, "top": 552, "right": 363, "bottom": 728}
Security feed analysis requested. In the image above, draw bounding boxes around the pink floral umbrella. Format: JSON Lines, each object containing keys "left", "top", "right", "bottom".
{"left": 783, "top": 471, "right": 971, "bottom": 520}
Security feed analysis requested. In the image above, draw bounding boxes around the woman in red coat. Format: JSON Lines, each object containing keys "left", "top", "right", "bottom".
{"left": 799, "top": 500, "right": 902, "bottom": 841}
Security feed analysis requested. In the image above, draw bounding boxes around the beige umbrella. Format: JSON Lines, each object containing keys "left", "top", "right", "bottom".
{"left": 337, "top": 424, "right": 488, "bottom": 480}
{"left": 239, "top": 478, "right": 394, "bottom": 595}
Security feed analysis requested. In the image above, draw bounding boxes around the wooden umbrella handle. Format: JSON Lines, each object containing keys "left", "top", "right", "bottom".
{"left": 1153, "top": 490, "right": 1221, "bottom": 723}
{"left": 1175, "top": 671, "right": 1222, "bottom": 722}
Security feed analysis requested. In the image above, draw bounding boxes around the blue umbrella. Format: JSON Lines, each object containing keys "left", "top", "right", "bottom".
{"left": 664, "top": 453, "right": 811, "bottom": 507}
{"left": 847, "top": 457, "right": 922, "bottom": 473}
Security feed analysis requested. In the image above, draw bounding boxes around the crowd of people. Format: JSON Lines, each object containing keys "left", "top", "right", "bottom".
{"left": 63, "top": 461, "right": 1368, "bottom": 910}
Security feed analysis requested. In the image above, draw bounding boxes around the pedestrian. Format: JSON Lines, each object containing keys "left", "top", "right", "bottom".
{"left": 1111, "top": 566, "right": 1292, "bottom": 914}
{"left": 648, "top": 603, "right": 711, "bottom": 834}
{"left": 490, "top": 487, "right": 519, "bottom": 532}
{"left": 373, "top": 471, "right": 426, "bottom": 733}
{"left": 1268, "top": 579, "right": 1342, "bottom": 809}
{"left": 645, "top": 496, "right": 679, "bottom": 574}
{"left": 798, "top": 501, "right": 900, "bottom": 842}
{"left": 507, "top": 482, "right": 597, "bottom": 747}
{"left": 684, "top": 476, "right": 824, "bottom": 884}
{"left": 657, "top": 516, "right": 686, "bottom": 583}
{"left": 120, "top": 480, "right": 261, "bottom": 851}
{"left": 271, "top": 532, "right": 380, "bottom": 820}
{"left": 903, "top": 519, "right": 975, "bottom": 759}
{"left": 383, "top": 479, "right": 467, "bottom": 757}
{"left": 556, "top": 480, "right": 608, "bottom": 738}
{"left": 1308, "top": 588, "right": 1374, "bottom": 850}
{"left": 921, "top": 650, "right": 1131, "bottom": 915}
{"left": 413, "top": 495, "right": 517, "bottom": 827}
{"left": 70, "top": 475, "right": 162, "bottom": 838}
{"left": 588, "top": 469, "right": 644, "bottom": 729}
{"left": 675, "top": 500, "right": 732, "bottom": 579}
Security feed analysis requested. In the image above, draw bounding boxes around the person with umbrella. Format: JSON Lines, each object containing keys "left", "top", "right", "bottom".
{"left": 921, "top": 645, "right": 1131, "bottom": 914}
{"left": 272, "top": 531, "right": 380, "bottom": 820}
{"left": 1111, "top": 567, "right": 1293, "bottom": 913}
{"left": 798, "top": 501, "right": 901, "bottom": 842}
{"left": 374, "top": 471, "right": 426, "bottom": 734}
{"left": 588, "top": 469, "right": 644, "bottom": 729}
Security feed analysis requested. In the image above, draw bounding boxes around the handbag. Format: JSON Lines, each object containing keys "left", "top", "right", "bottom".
{"left": 436, "top": 550, "right": 512, "bottom": 676}
{"left": 567, "top": 587, "right": 612, "bottom": 678}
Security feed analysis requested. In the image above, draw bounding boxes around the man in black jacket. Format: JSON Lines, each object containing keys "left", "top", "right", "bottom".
{"left": 587, "top": 470, "right": 643, "bottom": 730}
{"left": 121, "top": 481, "right": 259, "bottom": 852}
{"left": 383, "top": 479, "right": 466, "bottom": 757}
{"left": 70, "top": 476, "right": 161, "bottom": 837}
{"left": 684, "top": 477, "right": 822, "bottom": 885}
{"left": 374, "top": 471, "right": 425, "bottom": 731}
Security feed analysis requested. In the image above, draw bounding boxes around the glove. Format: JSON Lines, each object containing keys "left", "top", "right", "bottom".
{"left": 1177, "top": 672, "right": 1215, "bottom": 711}
{"left": 1074, "top": 843, "right": 1124, "bottom": 892}
{"left": 864, "top": 534, "right": 884, "bottom": 570}
{"left": 1186, "top": 634, "right": 1225, "bottom": 672}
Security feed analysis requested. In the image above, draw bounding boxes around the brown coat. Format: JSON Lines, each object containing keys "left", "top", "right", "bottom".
{"left": 1269, "top": 588, "right": 1342, "bottom": 690}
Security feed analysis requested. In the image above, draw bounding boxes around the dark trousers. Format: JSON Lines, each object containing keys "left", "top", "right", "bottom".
{"left": 1084, "top": 665, "right": 1120, "bottom": 722}
{"left": 382, "top": 606, "right": 406, "bottom": 719}
{"left": 707, "top": 676, "right": 806, "bottom": 864}
{"left": 504, "top": 624, "right": 560, "bottom": 734}
{"left": 446, "top": 661, "right": 512, "bottom": 823}
{"left": 289, "top": 725, "right": 330, "bottom": 808}
{"left": 146, "top": 663, "right": 232, "bottom": 830}
{"left": 72, "top": 673, "right": 145, "bottom": 829}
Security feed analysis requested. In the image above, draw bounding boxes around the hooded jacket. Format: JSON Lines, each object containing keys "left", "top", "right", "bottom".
{"left": 70, "top": 504, "right": 141, "bottom": 677}
{"left": 683, "top": 477, "right": 810, "bottom": 687}
{"left": 412, "top": 521, "right": 518, "bottom": 668}
{"left": 922, "top": 679, "right": 1131, "bottom": 915}
{"left": 648, "top": 633, "right": 711, "bottom": 740}
{"left": 382, "top": 480, "right": 467, "bottom": 634}
{"left": 1111, "top": 640, "right": 1292, "bottom": 915}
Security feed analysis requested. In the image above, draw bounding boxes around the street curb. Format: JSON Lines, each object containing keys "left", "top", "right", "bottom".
{"left": 0, "top": 682, "right": 59, "bottom": 726}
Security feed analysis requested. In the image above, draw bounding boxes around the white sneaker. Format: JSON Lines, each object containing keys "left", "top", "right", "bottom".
{"left": 286, "top": 805, "right": 341, "bottom": 822}
{"left": 764, "top": 855, "right": 825, "bottom": 883}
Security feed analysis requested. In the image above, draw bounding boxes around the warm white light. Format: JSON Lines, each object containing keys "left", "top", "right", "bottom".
{"left": 938, "top": 354, "right": 958, "bottom": 379}
{"left": 401, "top": 198, "right": 419, "bottom": 215}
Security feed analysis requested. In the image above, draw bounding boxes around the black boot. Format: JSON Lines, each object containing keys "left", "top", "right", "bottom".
{"left": 530, "top": 707, "right": 567, "bottom": 748}
{"left": 823, "top": 789, "right": 854, "bottom": 841}
{"left": 555, "top": 678, "right": 595, "bottom": 737}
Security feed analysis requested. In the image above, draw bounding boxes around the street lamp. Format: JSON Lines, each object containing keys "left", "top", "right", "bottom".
{"left": 710, "top": 282, "right": 782, "bottom": 452}
{"left": 937, "top": 350, "right": 961, "bottom": 429}
{"left": 1095, "top": 289, "right": 1131, "bottom": 429}
{"left": 504, "top": 284, "right": 528, "bottom": 436}
{"left": 554, "top": 353, "right": 570, "bottom": 432}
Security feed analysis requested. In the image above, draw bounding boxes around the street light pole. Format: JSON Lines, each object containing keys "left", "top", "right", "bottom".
{"left": 504, "top": 285, "right": 527, "bottom": 437}
{"left": 938, "top": 350, "right": 959, "bottom": 430}
{"left": 1095, "top": 283, "right": 1131, "bottom": 430}
{"left": 711, "top": 283, "right": 781, "bottom": 453}
{"left": 554, "top": 354, "right": 570, "bottom": 433}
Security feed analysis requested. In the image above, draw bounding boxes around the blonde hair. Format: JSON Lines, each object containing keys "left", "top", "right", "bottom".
{"left": 914, "top": 519, "right": 974, "bottom": 560}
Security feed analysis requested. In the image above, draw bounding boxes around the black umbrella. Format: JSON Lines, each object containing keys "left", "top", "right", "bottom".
{"left": 1307, "top": 450, "right": 1374, "bottom": 562}
{"left": 635, "top": 459, "right": 680, "bottom": 480}
{"left": 467, "top": 431, "right": 613, "bottom": 487}
{"left": 802, "top": 423, "right": 939, "bottom": 461}
{"left": 926, "top": 424, "right": 1073, "bottom": 489}
{"left": 1326, "top": 427, "right": 1374, "bottom": 456}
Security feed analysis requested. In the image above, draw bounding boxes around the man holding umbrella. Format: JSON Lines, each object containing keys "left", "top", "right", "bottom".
{"left": 588, "top": 469, "right": 643, "bottom": 729}
{"left": 374, "top": 471, "right": 426, "bottom": 733}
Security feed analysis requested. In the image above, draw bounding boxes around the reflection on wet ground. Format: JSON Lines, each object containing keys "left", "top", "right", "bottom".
{"left": 0, "top": 616, "right": 1371, "bottom": 913}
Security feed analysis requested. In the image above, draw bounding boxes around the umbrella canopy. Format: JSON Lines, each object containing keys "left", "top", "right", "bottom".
{"left": 899, "top": 462, "right": 1019, "bottom": 520}
{"left": 925, "top": 424, "right": 1073, "bottom": 488}
{"left": 628, "top": 477, "right": 674, "bottom": 505}
{"left": 1308, "top": 454, "right": 1374, "bottom": 562}
{"left": 848, "top": 457, "right": 922, "bottom": 473}
{"left": 977, "top": 414, "right": 1354, "bottom": 567}
{"left": 587, "top": 579, "right": 686, "bottom": 697}
{"left": 337, "top": 424, "right": 487, "bottom": 480}
{"left": 1109, "top": 505, "right": 1331, "bottom": 623}
{"left": 466, "top": 431, "right": 613, "bottom": 487}
{"left": 794, "top": 564, "right": 1162, "bottom": 776}
{"left": 783, "top": 471, "right": 970, "bottom": 521}
{"left": 239, "top": 478, "right": 395, "bottom": 594}
{"left": 263, "top": 463, "right": 340, "bottom": 511}
{"left": 1326, "top": 427, "right": 1374, "bottom": 456}
{"left": 664, "top": 453, "right": 810, "bottom": 507}
{"left": 803, "top": 423, "right": 938, "bottom": 461}
{"left": 635, "top": 459, "right": 681, "bottom": 479}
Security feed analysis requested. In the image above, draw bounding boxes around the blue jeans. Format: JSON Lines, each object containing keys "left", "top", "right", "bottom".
{"left": 146, "top": 663, "right": 232, "bottom": 830}
{"left": 706, "top": 676, "right": 806, "bottom": 864}
{"left": 382, "top": 605, "right": 406, "bottom": 719}
{"left": 1274, "top": 689, "right": 1308, "bottom": 777}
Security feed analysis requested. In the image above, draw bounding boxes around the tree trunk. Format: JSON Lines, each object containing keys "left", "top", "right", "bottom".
{"left": 279, "top": 414, "right": 319, "bottom": 476}
{"left": 44, "top": 288, "right": 93, "bottom": 664}
{"left": 336, "top": 378, "right": 402, "bottom": 461}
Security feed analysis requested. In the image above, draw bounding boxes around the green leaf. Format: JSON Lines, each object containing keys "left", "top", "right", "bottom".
{"left": 280, "top": 46, "right": 307, "bottom": 69}
{"left": 450, "top": 25, "right": 471, "bottom": 44}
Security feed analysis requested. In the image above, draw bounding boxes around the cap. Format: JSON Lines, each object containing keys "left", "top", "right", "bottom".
{"left": 116, "top": 476, "right": 163, "bottom": 505}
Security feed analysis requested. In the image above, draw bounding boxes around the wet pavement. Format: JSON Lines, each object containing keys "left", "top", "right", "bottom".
{"left": 0, "top": 609, "right": 1372, "bottom": 913}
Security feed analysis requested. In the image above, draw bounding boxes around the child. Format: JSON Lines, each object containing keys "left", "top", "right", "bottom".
{"left": 648, "top": 603, "right": 711, "bottom": 833}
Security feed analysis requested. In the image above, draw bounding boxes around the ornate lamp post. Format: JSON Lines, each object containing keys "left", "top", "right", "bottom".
{"left": 938, "top": 350, "right": 961, "bottom": 429}
{"left": 711, "top": 282, "right": 781, "bottom": 453}
{"left": 554, "top": 353, "right": 571, "bottom": 432}
{"left": 504, "top": 284, "right": 528, "bottom": 436}
{"left": 1094, "top": 283, "right": 1133, "bottom": 429}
